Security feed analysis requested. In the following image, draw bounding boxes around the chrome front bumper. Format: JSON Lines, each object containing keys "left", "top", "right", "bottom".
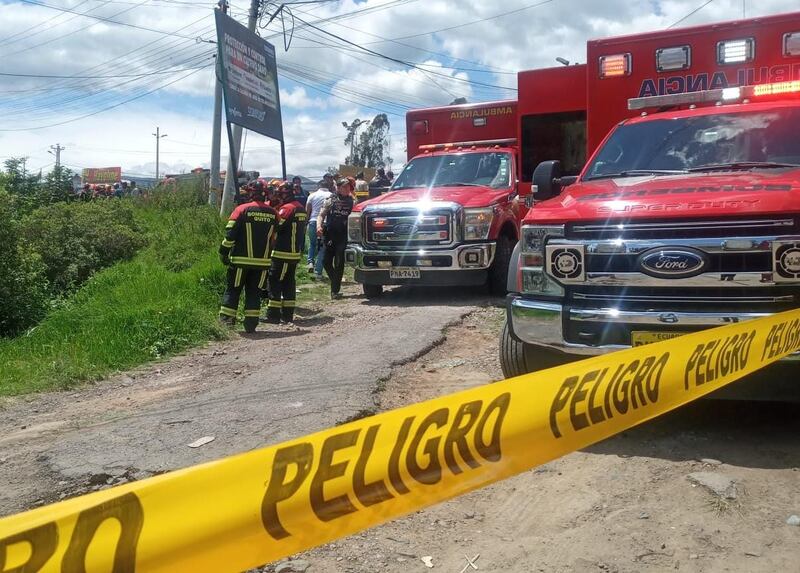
{"left": 508, "top": 296, "right": 797, "bottom": 358}
{"left": 345, "top": 242, "right": 496, "bottom": 271}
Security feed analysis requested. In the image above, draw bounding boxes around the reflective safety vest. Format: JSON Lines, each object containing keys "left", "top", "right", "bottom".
{"left": 219, "top": 201, "right": 278, "bottom": 268}
{"left": 272, "top": 200, "right": 308, "bottom": 262}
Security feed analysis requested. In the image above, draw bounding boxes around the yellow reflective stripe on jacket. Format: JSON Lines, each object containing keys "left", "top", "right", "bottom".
{"left": 246, "top": 223, "right": 254, "bottom": 258}
{"left": 225, "top": 220, "right": 236, "bottom": 229}
{"left": 229, "top": 256, "right": 272, "bottom": 267}
{"left": 258, "top": 271, "right": 268, "bottom": 289}
{"left": 267, "top": 300, "right": 283, "bottom": 309}
{"left": 264, "top": 227, "right": 273, "bottom": 259}
{"left": 291, "top": 222, "right": 297, "bottom": 255}
{"left": 221, "top": 239, "right": 235, "bottom": 248}
{"left": 243, "top": 310, "right": 261, "bottom": 318}
{"left": 271, "top": 250, "right": 302, "bottom": 261}
{"left": 219, "top": 306, "right": 237, "bottom": 317}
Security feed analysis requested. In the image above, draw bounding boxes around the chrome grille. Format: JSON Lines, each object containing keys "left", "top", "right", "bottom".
{"left": 363, "top": 204, "right": 456, "bottom": 248}
{"left": 545, "top": 217, "right": 800, "bottom": 314}
{"left": 568, "top": 217, "right": 797, "bottom": 240}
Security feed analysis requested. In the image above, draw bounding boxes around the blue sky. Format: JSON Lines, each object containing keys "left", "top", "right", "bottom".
{"left": 0, "top": 0, "right": 797, "bottom": 179}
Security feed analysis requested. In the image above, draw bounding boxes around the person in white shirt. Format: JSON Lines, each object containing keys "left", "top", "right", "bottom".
{"left": 354, "top": 171, "right": 369, "bottom": 200}
{"left": 305, "top": 175, "right": 334, "bottom": 278}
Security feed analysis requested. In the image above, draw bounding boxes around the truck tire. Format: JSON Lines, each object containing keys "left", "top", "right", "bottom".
{"left": 362, "top": 284, "right": 383, "bottom": 298}
{"left": 489, "top": 235, "right": 514, "bottom": 295}
{"left": 499, "top": 319, "right": 567, "bottom": 378}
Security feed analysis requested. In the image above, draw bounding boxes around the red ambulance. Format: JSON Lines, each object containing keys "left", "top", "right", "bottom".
{"left": 503, "top": 11, "right": 800, "bottom": 400}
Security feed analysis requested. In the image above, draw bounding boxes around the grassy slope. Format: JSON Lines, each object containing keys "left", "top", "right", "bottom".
{"left": 0, "top": 189, "right": 315, "bottom": 397}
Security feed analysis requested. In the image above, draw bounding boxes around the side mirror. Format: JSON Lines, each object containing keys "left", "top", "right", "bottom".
{"left": 532, "top": 160, "right": 562, "bottom": 201}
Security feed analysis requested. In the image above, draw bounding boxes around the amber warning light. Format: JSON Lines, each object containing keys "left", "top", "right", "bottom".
{"left": 599, "top": 53, "right": 631, "bottom": 78}
{"left": 418, "top": 138, "right": 517, "bottom": 152}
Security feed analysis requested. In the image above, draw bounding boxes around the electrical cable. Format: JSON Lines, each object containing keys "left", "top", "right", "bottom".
{"left": 0, "top": 64, "right": 211, "bottom": 131}
{"left": 667, "top": 0, "right": 716, "bottom": 29}
{"left": 0, "top": 0, "right": 93, "bottom": 47}
{"left": 16, "top": 0, "right": 202, "bottom": 40}
{"left": 382, "top": 0, "right": 556, "bottom": 41}
{"left": 290, "top": 14, "right": 516, "bottom": 92}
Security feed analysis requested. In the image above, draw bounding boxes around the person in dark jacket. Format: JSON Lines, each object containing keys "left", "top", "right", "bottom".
{"left": 368, "top": 167, "right": 391, "bottom": 198}
{"left": 317, "top": 178, "right": 354, "bottom": 299}
{"left": 266, "top": 182, "right": 308, "bottom": 323}
{"left": 291, "top": 176, "right": 308, "bottom": 207}
{"left": 218, "top": 180, "right": 278, "bottom": 332}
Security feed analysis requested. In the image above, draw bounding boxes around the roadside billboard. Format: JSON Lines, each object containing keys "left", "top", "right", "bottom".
{"left": 82, "top": 167, "right": 121, "bottom": 184}
{"left": 214, "top": 11, "right": 283, "bottom": 141}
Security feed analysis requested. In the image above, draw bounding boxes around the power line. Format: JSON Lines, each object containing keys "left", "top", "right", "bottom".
{"left": 0, "top": 14, "right": 213, "bottom": 95}
{"left": 0, "top": 0, "right": 93, "bottom": 47}
{"left": 668, "top": 0, "right": 716, "bottom": 29}
{"left": 290, "top": 13, "right": 517, "bottom": 92}
{"left": 384, "top": 0, "right": 556, "bottom": 41}
{"left": 16, "top": 0, "right": 202, "bottom": 40}
{"left": 0, "top": 64, "right": 212, "bottom": 79}
{"left": 0, "top": 65, "right": 210, "bottom": 131}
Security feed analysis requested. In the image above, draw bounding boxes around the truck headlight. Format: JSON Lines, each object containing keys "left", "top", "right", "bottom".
{"left": 348, "top": 213, "right": 362, "bottom": 243}
{"left": 464, "top": 207, "right": 494, "bottom": 240}
{"left": 520, "top": 224, "right": 565, "bottom": 296}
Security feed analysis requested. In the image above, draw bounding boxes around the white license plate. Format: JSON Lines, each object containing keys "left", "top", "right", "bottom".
{"left": 389, "top": 267, "right": 421, "bottom": 279}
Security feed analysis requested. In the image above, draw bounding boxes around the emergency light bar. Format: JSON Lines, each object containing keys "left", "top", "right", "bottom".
{"left": 628, "top": 80, "right": 800, "bottom": 110}
{"left": 418, "top": 138, "right": 517, "bottom": 151}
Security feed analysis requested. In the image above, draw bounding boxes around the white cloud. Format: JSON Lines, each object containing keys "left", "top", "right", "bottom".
{"left": 279, "top": 86, "right": 327, "bottom": 109}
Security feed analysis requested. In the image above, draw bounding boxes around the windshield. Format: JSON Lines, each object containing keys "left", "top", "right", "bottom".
{"left": 392, "top": 152, "right": 512, "bottom": 190}
{"left": 584, "top": 108, "right": 800, "bottom": 180}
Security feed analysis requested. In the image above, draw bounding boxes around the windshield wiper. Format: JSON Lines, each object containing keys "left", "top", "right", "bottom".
{"left": 687, "top": 161, "right": 800, "bottom": 172}
{"left": 436, "top": 182, "right": 483, "bottom": 187}
{"left": 587, "top": 169, "right": 687, "bottom": 180}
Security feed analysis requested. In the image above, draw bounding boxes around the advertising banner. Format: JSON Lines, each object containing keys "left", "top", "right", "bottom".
{"left": 82, "top": 167, "right": 121, "bottom": 184}
{"left": 214, "top": 11, "right": 283, "bottom": 141}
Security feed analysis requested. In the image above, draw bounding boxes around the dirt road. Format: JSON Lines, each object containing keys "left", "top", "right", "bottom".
{"left": 1, "top": 285, "right": 799, "bottom": 572}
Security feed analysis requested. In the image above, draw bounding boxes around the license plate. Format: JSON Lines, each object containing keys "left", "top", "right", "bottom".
{"left": 389, "top": 267, "right": 421, "bottom": 279}
{"left": 631, "top": 331, "right": 683, "bottom": 347}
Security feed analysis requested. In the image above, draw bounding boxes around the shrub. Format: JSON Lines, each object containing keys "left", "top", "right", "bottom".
{"left": 20, "top": 200, "right": 146, "bottom": 294}
{"left": 0, "top": 190, "right": 50, "bottom": 336}
{"left": 134, "top": 183, "right": 223, "bottom": 272}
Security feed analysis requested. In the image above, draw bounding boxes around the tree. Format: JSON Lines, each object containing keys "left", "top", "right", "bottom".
{"left": 41, "top": 165, "right": 74, "bottom": 204}
{"left": 1, "top": 158, "right": 40, "bottom": 211}
{"left": 0, "top": 158, "right": 72, "bottom": 211}
{"left": 343, "top": 114, "right": 392, "bottom": 169}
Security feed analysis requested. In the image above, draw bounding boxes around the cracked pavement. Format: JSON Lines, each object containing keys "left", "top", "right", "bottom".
{"left": 0, "top": 285, "right": 491, "bottom": 517}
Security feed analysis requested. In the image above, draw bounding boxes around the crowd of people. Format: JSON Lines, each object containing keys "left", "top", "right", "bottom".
{"left": 219, "top": 169, "right": 390, "bottom": 331}
{"left": 74, "top": 181, "right": 142, "bottom": 200}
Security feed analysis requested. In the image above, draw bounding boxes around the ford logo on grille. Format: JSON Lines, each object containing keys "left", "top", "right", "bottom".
{"left": 393, "top": 223, "right": 414, "bottom": 235}
{"left": 638, "top": 247, "right": 707, "bottom": 278}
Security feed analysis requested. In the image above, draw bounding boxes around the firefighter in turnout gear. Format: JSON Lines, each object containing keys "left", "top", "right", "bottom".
{"left": 218, "top": 180, "right": 278, "bottom": 333}
{"left": 266, "top": 182, "right": 308, "bottom": 323}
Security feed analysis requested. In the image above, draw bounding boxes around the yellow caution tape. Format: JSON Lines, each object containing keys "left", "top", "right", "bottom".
{"left": 2, "top": 309, "right": 800, "bottom": 572}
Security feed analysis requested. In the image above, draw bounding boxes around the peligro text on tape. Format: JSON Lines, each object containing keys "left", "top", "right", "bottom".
{"left": 1, "top": 310, "right": 798, "bottom": 573}
{"left": 262, "top": 392, "right": 509, "bottom": 539}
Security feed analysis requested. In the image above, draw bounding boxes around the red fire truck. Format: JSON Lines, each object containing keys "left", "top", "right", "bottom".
{"left": 503, "top": 11, "right": 800, "bottom": 397}
{"left": 345, "top": 100, "right": 524, "bottom": 296}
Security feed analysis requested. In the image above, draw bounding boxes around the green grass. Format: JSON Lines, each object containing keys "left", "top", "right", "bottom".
{"left": 0, "top": 255, "right": 227, "bottom": 395}
{"left": 0, "top": 185, "right": 311, "bottom": 397}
